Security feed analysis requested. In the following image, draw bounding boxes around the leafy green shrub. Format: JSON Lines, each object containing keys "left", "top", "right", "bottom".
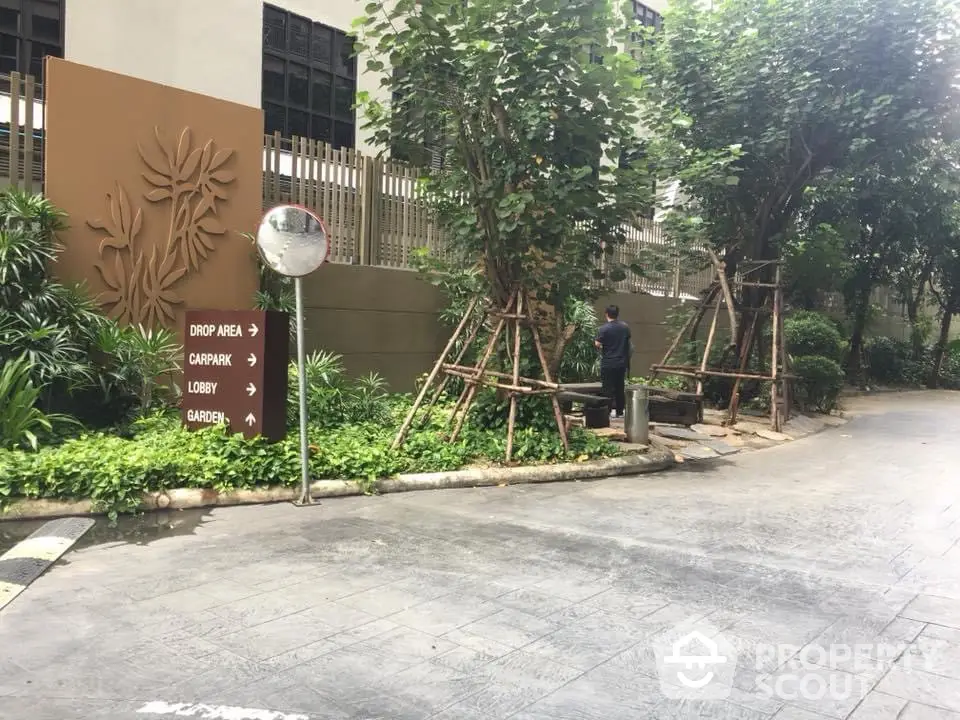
{"left": 863, "top": 336, "right": 925, "bottom": 386}
{"left": 0, "top": 409, "right": 617, "bottom": 518}
{"left": 784, "top": 311, "right": 845, "bottom": 363}
{"left": 559, "top": 299, "right": 601, "bottom": 383}
{"left": 0, "top": 190, "right": 102, "bottom": 399}
{"left": 0, "top": 355, "right": 77, "bottom": 450}
{"left": 629, "top": 375, "right": 687, "bottom": 392}
{"left": 288, "top": 350, "right": 392, "bottom": 428}
{"left": 92, "top": 324, "right": 182, "bottom": 417}
{"left": 791, "top": 355, "right": 844, "bottom": 413}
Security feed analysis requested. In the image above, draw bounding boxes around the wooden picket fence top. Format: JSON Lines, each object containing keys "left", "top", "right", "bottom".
{"left": 0, "top": 69, "right": 718, "bottom": 300}
{"left": 0, "top": 72, "right": 43, "bottom": 190}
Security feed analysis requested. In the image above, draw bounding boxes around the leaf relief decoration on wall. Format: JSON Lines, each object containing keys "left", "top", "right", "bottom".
{"left": 88, "top": 127, "right": 236, "bottom": 327}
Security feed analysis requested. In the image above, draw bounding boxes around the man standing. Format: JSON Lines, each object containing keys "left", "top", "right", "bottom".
{"left": 594, "top": 305, "right": 632, "bottom": 418}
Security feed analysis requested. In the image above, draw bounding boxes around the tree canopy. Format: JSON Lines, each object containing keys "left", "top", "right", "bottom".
{"left": 640, "top": 0, "right": 960, "bottom": 271}
{"left": 355, "top": 0, "right": 736, "bottom": 309}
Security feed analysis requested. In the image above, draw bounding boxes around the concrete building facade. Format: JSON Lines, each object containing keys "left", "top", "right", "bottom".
{"left": 2, "top": 0, "right": 666, "bottom": 155}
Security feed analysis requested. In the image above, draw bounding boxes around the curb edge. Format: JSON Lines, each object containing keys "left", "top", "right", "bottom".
{"left": 0, "top": 450, "right": 675, "bottom": 522}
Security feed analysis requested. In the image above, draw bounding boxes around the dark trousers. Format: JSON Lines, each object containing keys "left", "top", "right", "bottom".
{"left": 601, "top": 365, "right": 627, "bottom": 415}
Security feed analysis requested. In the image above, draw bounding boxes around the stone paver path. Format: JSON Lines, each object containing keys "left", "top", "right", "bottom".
{"left": 1, "top": 391, "right": 959, "bottom": 719}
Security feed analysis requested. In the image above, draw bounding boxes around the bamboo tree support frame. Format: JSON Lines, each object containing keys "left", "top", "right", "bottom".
{"left": 651, "top": 260, "right": 791, "bottom": 430}
{"left": 392, "top": 287, "right": 569, "bottom": 462}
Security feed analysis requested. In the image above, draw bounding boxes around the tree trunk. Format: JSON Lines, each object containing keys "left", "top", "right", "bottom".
{"left": 846, "top": 286, "right": 872, "bottom": 386}
{"left": 928, "top": 310, "right": 953, "bottom": 389}
{"left": 905, "top": 275, "right": 929, "bottom": 361}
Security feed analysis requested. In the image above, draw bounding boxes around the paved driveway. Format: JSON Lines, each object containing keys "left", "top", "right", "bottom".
{"left": 2, "top": 392, "right": 960, "bottom": 719}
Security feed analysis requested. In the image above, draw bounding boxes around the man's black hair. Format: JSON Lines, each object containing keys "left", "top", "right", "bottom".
{"left": 605, "top": 305, "right": 620, "bottom": 319}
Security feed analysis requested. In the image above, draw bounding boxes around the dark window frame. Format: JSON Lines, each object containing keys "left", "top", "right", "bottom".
{"left": 262, "top": 3, "right": 356, "bottom": 149}
{"left": 630, "top": 1, "right": 662, "bottom": 60}
{"left": 0, "top": 0, "right": 64, "bottom": 84}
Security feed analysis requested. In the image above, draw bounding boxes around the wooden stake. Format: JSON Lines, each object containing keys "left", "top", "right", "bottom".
{"left": 727, "top": 310, "right": 760, "bottom": 425}
{"left": 505, "top": 293, "right": 524, "bottom": 462}
{"left": 697, "top": 298, "right": 721, "bottom": 398}
{"left": 770, "top": 263, "right": 785, "bottom": 431}
{"left": 392, "top": 297, "right": 478, "bottom": 449}
{"left": 418, "top": 313, "right": 487, "bottom": 428}
{"left": 528, "top": 302, "right": 569, "bottom": 452}
{"left": 706, "top": 247, "right": 738, "bottom": 342}
{"left": 653, "top": 285, "right": 718, "bottom": 378}
{"left": 449, "top": 291, "right": 516, "bottom": 442}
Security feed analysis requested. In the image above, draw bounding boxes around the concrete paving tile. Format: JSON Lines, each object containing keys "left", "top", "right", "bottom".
{"left": 529, "top": 573, "right": 613, "bottom": 603}
{"left": 160, "top": 651, "right": 275, "bottom": 704}
{"left": 922, "top": 625, "right": 960, "bottom": 644}
{"left": 192, "top": 578, "right": 268, "bottom": 604}
{"left": 523, "top": 609, "right": 651, "bottom": 670}
{"left": 772, "top": 708, "right": 834, "bottom": 719}
{"left": 388, "top": 592, "right": 502, "bottom": 634}
{"left": 259, "top": 636, "right": 341, "bottom": 672}
{"left": 902, "top": 595, "right": 960, "bottom": 629}
{"left": 335, "top": 579, "right": 446, "bottom": 616}
{"left": 760, "top": 663, "right": 875, "bottom": 718}
{"left": 877, "top": 666, "right": 960, "bottom": 712}
{"left": 652, "top": 698, "right": 771, "bottom": 719}
{"left": 441, "top": 650, "right": 583, "bottom": 719}
{"left": 847, "top": 690, "right": 908, "bottom": 718}
{"left": 322, "top": 617, "right": 400, "bottom": 646}
{"left": 509, "top": 680, "right": 660, "bottom": 720}
{"left": 493, "top": 587, "right": 579, "bottom": 618}
{"left": 900, "top": 633, "right": 960, "bottom": 680}
{"left": 0, "top": 696, "right": 120, "bottom": 719}
{"left": 901, "top": 702, "right": 960, "bottom": 719}
{"left": 208, "top": 610, "right": 339, "bottom": 661}
{"left": 583, "top": 587, "right": 670, "bottom": 619}
{"left": 206, "top": 589, "right": 316, "bottom": 628}
{"left": 681, "top": 444, "right": 722, "bottom": 460}
{"left": 456, "top": 607, "right": 561, "bottom": 649}
{"left": 287, "top": 600, "right": 379, "bottom": 631}
{"left": 381, "top": 660, "right": 491, "bottom": 716}
{"left": 429, "top": 707, "right": 497, "bottom": 720}
{"left": 440, "top": 628, "right": 517, "bottom": 658}
{"left": 223, "top": 675, "right": 353, "bottom": 718}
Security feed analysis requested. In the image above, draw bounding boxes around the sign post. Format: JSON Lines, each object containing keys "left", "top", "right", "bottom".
{"left": 182, "top": 309, "right": 288, "bottom": 441}
{"left": 255, "top": 205, "right": 329, "bottom": 506}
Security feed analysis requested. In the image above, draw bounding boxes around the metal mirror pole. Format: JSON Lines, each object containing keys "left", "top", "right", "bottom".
{"left": 295, "top": 276, "right": 312, "bottom": 505}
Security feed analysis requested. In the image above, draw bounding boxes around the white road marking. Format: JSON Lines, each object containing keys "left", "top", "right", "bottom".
{"left": 136, "top": 701, "right": 309, "bottom": 720}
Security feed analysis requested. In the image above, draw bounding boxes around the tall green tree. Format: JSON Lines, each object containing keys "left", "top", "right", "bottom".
{"left": 354, "top": 0, "right": 736, "bottom": 372}
{"left": 799, "top": 144, "right": 960, "bottom": 380}
{"left": 927, "top": 203, "right": 960, "bottom": 387}
{"left": 639, "top": 0, "right": 960, "bottom": 353}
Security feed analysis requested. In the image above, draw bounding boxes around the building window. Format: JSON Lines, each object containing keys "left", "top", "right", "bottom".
{"left": 630, "top": 1, "right": 662, "bottom": 60}
{"left": 633, "top": 1, "right": 663, "bottom": 30}
{"left": 0, "top": 0, "right": 63, "bottom": 83}
{"left": 262, "top": 4, "right": 356, "bottom": 149}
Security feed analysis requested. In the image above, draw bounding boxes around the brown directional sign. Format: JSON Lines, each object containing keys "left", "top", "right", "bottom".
{"left": 182, "top": 310, "right": 289, "bottom": 441}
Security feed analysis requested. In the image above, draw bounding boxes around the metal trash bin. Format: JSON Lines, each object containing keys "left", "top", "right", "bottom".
{"left": 624, "top": 386, "right": 649, "bottom": 444}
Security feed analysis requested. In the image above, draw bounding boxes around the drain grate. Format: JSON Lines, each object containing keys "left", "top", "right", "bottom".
{"left": 26, "top": 517, "right": 95, "bottom": 541}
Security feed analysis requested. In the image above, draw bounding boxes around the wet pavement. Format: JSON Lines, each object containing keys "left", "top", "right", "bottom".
{"left": 0, "top": 510, "right": 211, "bottom": 557}
{"left": 2, "top": 392, "right": 960, "bottom": 719}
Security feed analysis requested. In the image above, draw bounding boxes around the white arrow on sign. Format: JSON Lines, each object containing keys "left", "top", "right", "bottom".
{"left": 247, "top": 353, "right": 257, "bottom": 367}
{"left": 245, "top": 413, "right": 256, "bottom": 426}
{"left": 246, "top": 383, "right": 257, "bottom": 397}
{"left": 248, "top": 323, "right": 259, "bottom": 337}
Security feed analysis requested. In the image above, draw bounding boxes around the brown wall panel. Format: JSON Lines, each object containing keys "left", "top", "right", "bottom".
{"left": 302, "top": 265, "right": 687, "bottom": 390}
{"left": 44, "top": 58, "right": 263, "bottom": 333}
